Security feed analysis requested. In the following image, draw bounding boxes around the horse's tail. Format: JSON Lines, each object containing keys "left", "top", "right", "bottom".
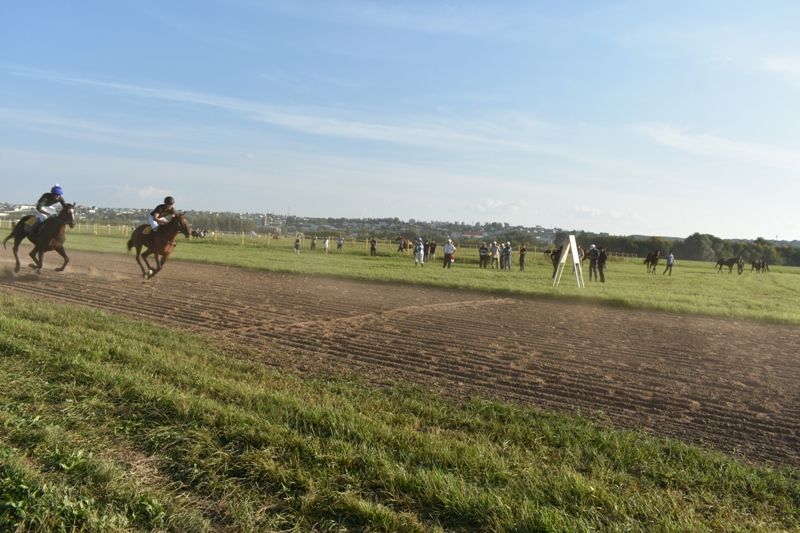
{"left": 126, "top": 237, "right": 134, "bottom": 253}
{"left": 2, "top": 232, "right": 11, "bottom": 250}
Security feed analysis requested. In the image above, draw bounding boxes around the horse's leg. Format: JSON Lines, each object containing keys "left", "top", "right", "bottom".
{"left": 28, "top": 246, "right": 42, "bottom": 270}
{"left": 134, "top": 250, "right": 146, "bottom": 277}
{"left": 54, "top": 245, "right": 69, "bottom": 272}
{"left": 10, "top": 236, "right": 23, "bottom": 272}
{"left": 134, "top": 246, "right": 151, "bottom": 278}
{"left": 141, "top": 250, "right": 157, "bottom": 277}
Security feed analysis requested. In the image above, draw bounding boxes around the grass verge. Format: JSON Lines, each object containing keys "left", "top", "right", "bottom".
{"left": 1, "top": 292, "right": 798, "bottom": 531}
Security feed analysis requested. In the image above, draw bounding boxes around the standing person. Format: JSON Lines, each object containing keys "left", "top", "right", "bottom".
{"left": 35, "top": 184, "right": 67, "bottom": 225}
{"left": 413, "top": 238, "right": 425, "bottom": 266}
{"left": 323, "top": 237, "right": 330, "bottom": 254}
{"left": 424, "top": 240, "right": 431, "bottom": 262}
{"left": 147, "top": 196, "right": 176, "bottom": 233}
{"left": 369, "top": 237, "right": 377, "bottom": 256}
{"left": 442, "top": 239, "right": 456, "bottom": 269}
{"left": 337, "top": 236, "right": 344, "bottom": 252}
{"left": 502, "top": 242, "right": 512, "bottom": 270}
{"left": 587, "top": 244, "right": 599, "bottom": 281}
{"left": 550, "top": 246, "right": 562, "bottom": 279}
{"left": 294, "top": 237, "right": 301, "bottom": 255}
{"left": 310, "top": 235, "right": 317, "bottom": 251}
{"left": 478, "top": 242, "right": 489, "bottom": 268}
{"left": 598, "top": 246, "right": 608, "bottom": 283}
{"left": 519, "top": 244, "right": 527, "bottom": 271}
{"left": 490, "top": 241, "right": 500, "bottom": 269}
{"left": 663, "top": 250, "right": 675, "bottom": 276}
{"left": 429, "top": 240, "right": 437, "bottom": 262}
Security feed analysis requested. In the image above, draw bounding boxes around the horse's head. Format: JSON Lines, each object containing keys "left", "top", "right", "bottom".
{"left": 59, "top": 203, "right": 76, "bottom": 228}
{"left": 175, "top": 213, "right": 191, "bottom": 239}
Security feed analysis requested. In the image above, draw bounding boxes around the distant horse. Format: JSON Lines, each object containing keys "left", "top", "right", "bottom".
{"left": 127, "top": 214, "right": 191, "bottom": 279}
{"left": 750, "top": 259, "right": 769, "bottom": 273}
{"left": 643, "top": 250, "right": 660, "bottom": 274}
{"left": 716, "top": 257, "right": 743, "bottom": 274}
{"left": 3, "top": 204, "right": 76, "bottom": 273}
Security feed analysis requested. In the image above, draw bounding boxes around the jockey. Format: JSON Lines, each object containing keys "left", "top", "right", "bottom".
{"left": 36, "top": 184, "right": 67, "bottom": 224}
{"left": 147, "top": 196, "right": 176, "bottom": 232}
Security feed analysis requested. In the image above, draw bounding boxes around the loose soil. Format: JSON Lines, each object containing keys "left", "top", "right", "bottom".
{"left": 2, "top": 249, "right": 798, "bottom": 467}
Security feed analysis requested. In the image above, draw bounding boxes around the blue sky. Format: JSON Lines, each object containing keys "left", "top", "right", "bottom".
{"left": 2, "top": 1, "right": 799, "bottom": 239}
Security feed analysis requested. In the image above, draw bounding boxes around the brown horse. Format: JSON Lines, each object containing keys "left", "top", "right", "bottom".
{"left": 3, "top": 204, "right": 76, "bottom": 273}
{"left": 127, "top": 214, "right": 190, "bottom": 279}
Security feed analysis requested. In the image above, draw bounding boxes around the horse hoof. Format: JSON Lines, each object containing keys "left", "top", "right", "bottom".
{"left": 55, "top": 267, "right": 65, "bottom": 272}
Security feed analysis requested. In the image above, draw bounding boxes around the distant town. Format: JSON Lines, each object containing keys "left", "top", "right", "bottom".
{"left": 0, "top": 202, "right": 561, "bottom": 244}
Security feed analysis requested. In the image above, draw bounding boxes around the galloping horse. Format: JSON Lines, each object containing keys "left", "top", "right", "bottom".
{"left": 127, "top": 214, "right": 190, "bottom": 279}
{"left": 643, "top": 250, "right": 660, "bottom": 274}
{"left": 3, "top": 204, "right": 76, "bottom": 272}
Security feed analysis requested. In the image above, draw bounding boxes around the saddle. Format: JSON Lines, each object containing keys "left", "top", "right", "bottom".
{"left": 24, "top": 217, "right": 40, "bottom": 236}
{"left": 143, "top": 226, "right": 153, "bottom": 235}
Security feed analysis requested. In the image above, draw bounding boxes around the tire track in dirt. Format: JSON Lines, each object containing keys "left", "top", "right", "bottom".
{"left": 1, "top": 250, "right": 798, "bottom": 466}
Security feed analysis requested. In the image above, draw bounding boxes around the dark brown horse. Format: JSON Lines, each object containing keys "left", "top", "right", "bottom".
{"left": 643, "top": 250, "right": 660, "bottom": 274}
{"left": 3, "top": 204, "right": 76, "bottom": 273}
{"left": 127, "top": 214, "right": 190, "bottom": 279}
{"left": 716, "top": 256, "right": 743, "bottom": 274}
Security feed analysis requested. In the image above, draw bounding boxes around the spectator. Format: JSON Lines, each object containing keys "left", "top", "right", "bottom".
{"left": 598, "top": 246, "right": 608, "bottom": 283}
{"left": 442, "top": 239, "right": 456, "bottom": 269}
{"left": 429, "top": 240, "right": 437, "bottom": 261}
{"left": 370, "top": 237, "right": 377, "bottom": 256}
{"left": 323, "top": 237, "right": 330, "bottom": 254}
{"left": 478, "top": 242, "right": 490, "bottom": 269}
{"left": 310, "top": 235, "right": 317, "bottom": 251}
{"left": 414, "top": 238, "right": 425, "bottom": 266}
{"left": 490, "top": 241, "right": 500, "bottom": 269}
{"left": 337, "top": 236, "right": 344, "bottom": 252}
{"left": 519, "top": 244, "right": 527, "bottom": 271}
{"left": 502, "top": 242, "right": 512, "bottom": 270}
{"left": 294, "top": 237, "right": 301, "bottom": 255}
{"left": 663, "top": 250, "right": 675, "bottom": 276}
{"left": 587, "top": 244, "right": 599, "bottom": 281}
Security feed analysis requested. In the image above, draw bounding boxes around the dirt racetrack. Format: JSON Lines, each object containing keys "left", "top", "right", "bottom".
{"left": 2, "top": 249, "right": 798, "bottom": 467}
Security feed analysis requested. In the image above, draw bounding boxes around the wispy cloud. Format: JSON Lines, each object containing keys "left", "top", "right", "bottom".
{"left": 9, "top": 67, "right": 566, "bottom": 156}
{"left": 761, "top": 55, "right": 800, "bottom": 87}
{"left": 121, "top": 184, "right": 171, "bottom": 200}
{"left": 634, "top": 123, "right": 800, "bottom": 172}
{"left": 475, "top": 198, "right": 529, "bottom": 215}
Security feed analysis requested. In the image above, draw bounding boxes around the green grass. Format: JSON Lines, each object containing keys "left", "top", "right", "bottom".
{"left": 55, "top": 227, "right": 800, "bottom": 325}
{"left": 1, "top": 292, "right": 798, "bottom": 531}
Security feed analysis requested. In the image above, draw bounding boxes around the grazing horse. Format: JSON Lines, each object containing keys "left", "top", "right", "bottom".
{"left": 3, "top": 204, "right": 76, "bottom": 273}
{"left": 751, "top": 259, "right": 769, "bottom": 273}
{"left": 127, "top": 214, "right": 190, "bottom": 279}
{"left": 716, "top": 256, "right": 743, "bottom": 274}
{"left": 643, "top": 250, "right": 660, "bottom": 274}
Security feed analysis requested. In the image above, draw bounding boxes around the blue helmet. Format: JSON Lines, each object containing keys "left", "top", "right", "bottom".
{"left": 51, "top": 184, "right": 64, "bottom": 196}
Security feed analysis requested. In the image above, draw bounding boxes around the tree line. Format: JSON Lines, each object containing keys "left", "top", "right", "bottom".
{"left": 554, "top": 231, "right": 800, "bottom": 267}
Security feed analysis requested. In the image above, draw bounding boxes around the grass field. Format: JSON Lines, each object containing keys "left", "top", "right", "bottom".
{"left": 53, "top": 227, "right": 800, "bottom": 325}
{"left": 1, "top": 292, "right": 798, "bottom": 531}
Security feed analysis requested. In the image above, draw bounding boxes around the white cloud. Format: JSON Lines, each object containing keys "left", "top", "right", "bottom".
{"left": 475, "top": 198, "right": 529, "bottom": 215}
{"left": 761, "top": 55, "right": 800, "bottom": 87}
{"left": 121, "top": 184, "right": 171, "bottom": 200}
{"left": 634, "top": 123, "right": 800, "bottom": 172}
{"left": 8, "top": 67, "right": 566, "bottom": 156}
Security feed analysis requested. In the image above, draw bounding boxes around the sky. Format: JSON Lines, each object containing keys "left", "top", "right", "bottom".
{"left": 1, "top": 1, "right": 799, "bottom": 239}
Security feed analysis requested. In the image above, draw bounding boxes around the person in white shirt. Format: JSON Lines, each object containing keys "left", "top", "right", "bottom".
{"left": 442, "top": 239, "right": 456, "bottom": 269}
